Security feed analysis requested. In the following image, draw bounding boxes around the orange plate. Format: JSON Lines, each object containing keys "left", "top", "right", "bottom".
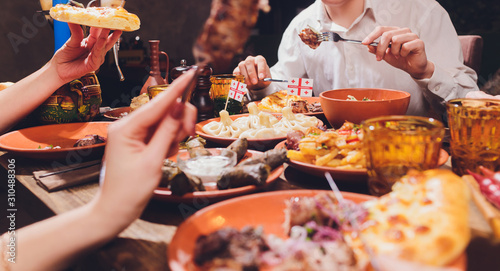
{"left": 196, "top": 114, "right": 322, "bottom": 150}
{"left": 275, "top": 141, "right": 449, "bottom": 181}
{"left": 254, "top": 97, "right": 324, "bottom": 117}
{"left": 103, "top": 106, "right": 131, "bottom": 120}
{"left": 168, "top": 190, "right": 466, "bottom": 270}
{"left": 0, "top": 122, "right": 110, "bottom": 160}
{"left": 153, "top": 150, "right": 284, "bottom": 203}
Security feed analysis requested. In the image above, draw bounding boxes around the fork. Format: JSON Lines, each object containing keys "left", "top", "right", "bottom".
{"left": 325, "top": 172, "right": 382, "bottom": 271}
{"left": 319, "top": 32, "right": 390, "bottom": 48}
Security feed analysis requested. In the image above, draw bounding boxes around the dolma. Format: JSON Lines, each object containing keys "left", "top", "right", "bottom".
{"left": 238, "top": 148, "right": 288, "bottom": 170}
{"left": 226, "top": 138, "right": 248, "bottom": 162}
{"left": 169, "top": 172, "right": 206, "bottom": 196}
{"left": 217, "top": 163, "right": 270, "bottom": 190}
{"left": 159, "top": 159, "right": 181, "bottom": 187}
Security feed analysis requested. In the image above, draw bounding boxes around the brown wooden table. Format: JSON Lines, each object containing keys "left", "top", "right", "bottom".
{"left": 1, "top": 150, "right": 500, "bottom": 271}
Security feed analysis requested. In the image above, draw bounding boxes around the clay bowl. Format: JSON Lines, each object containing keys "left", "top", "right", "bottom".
{"left": 319, "top": 88, "right": 411, "bottom": 128}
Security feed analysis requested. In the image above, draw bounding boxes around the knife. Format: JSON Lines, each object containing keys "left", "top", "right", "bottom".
{"left": 263, "top": 78, "right": 288, "bottom": 83}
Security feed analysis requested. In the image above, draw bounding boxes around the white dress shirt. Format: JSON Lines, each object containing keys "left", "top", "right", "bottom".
{"left": 250, "top": 0, "right": 479, "bottom": 118}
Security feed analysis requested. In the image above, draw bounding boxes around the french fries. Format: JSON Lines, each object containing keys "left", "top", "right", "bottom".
{"left": 287, "top": 122, "right": 366, "bottom": 169}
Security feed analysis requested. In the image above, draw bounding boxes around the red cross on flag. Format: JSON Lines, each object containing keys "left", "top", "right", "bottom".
{"left": 287, "top": 78, "right": 313, "bottom": 97}
{"left": 228, "top": 80, "right": 248, "bottom": 102}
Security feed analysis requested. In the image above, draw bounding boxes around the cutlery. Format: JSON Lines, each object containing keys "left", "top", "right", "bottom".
{"left": 318, "top": 31, "right": 390, "bottom": 48}
{"left": 263, "top": 78, "right": 288, "bottom": 83}
{"left": 325, "top": 172, "right": 381, "bottom": 271}
{"left": 113, "top": 42, "right": 125, "bottom": 81}
{"left": 38, "top": 161, "right": 101, "bottom": 178}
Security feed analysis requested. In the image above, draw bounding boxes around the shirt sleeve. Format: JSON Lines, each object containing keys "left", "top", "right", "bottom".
{"left": 413, "top": 3, "right": 479, "bottom": 110}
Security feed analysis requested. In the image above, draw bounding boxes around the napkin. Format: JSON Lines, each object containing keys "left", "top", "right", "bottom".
{"left": 33, "top": 160, "right": 101, "bottom": 192}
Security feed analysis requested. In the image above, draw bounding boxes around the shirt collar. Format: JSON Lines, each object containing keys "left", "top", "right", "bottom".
{"left": 315, "top": 0, "right": 375, "bottom": 32}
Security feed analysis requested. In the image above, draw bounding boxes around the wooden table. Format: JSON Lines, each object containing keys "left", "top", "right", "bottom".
{"left": 1, "top": 150, "right": 500, "bottom": 271}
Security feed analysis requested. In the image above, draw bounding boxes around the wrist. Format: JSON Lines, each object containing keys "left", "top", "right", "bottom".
{"left": 44, "top": 59, "right": 68, "bottom": 87}
{"left": 412, "top": 61, "right": 435, "bottom": 80}
{"left": 88, "top": 192, "right": 140, "bottom": 236}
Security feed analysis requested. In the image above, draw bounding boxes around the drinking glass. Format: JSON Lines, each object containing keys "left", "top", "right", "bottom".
{"left": 147, "top": 84, "right": 169, "bottom": 100}
{"left": 362, "top": 116, "right": 445, "bottom": 196}
{"left": 210, "top": 74, "right": 245, "bottom": 117}
{"left": 446, "top": 98, "right": 500, "bottom": 176}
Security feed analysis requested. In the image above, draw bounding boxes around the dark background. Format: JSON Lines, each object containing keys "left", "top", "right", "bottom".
{"left": 1, "top": 0, "right": 499, "bottom": 107}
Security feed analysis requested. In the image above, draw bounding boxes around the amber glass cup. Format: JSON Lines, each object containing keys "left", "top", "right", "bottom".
{"left": 446, "top": 98, "right": 500, "bottom": 176}
{"left": 147, "top": 84, "right": 169, "bottom": 100}
{"left": 362, "top": 116, "right": 445, "bottom": 196}
{"left": 210, "top": 74, "right": 245, "bottom": 117}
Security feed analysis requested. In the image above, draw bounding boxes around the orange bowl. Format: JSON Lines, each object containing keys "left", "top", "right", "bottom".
{"left": 319, "top": 88, "right": 410, "bottom": 128}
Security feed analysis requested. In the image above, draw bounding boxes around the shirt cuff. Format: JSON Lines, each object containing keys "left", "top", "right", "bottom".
{"left": 414, "top": 65, "right": 453, "bottom": 99}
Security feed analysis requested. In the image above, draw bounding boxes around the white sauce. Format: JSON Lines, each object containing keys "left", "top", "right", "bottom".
{"left": 182, "top": 156, "right": 233, "bottom": 187}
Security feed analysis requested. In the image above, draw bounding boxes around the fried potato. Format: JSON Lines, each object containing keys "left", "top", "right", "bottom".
{"left": 287, "top": 122, "right": 366, "bottom": 169}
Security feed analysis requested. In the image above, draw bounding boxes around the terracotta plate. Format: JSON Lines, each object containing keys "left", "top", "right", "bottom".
{"left": 168, "top": 189, "right": 466, "bottom": 270}
{"left": 0, "top": 122, "right": 110, "bottom": 160}
{"left": 103, "top": 106, "right": 131, "bottom": 120}
{"left": 153, "top": 150, "right": 284, "bottom": 203}
{"left": 275, "top": 141, "right": 449, "bottom": 181}
{"left": 195, "top": 114, "right": 322, "bottom": 150}
{"left": 254, "top": 97, "right": 324, "bottom": 117}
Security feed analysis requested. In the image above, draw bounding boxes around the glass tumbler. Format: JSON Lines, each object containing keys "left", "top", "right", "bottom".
{"left": 147, "top": 84, "right": 169, "bottom": 100}
{"left": 446, "top": 98, "right": 500, "bottom": 176}
{"left": 210, "top": 74, "right": 245, "bottom": 117}
{"left": 362, "top": 116, "right": 445, "bottom": 196}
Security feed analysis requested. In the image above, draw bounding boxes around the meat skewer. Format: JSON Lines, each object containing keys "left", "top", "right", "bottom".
{"left": 193, "top": 0, "right": 270, "bottom": 73}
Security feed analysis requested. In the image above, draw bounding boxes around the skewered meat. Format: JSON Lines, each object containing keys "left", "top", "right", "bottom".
{"left": 193, "top": 0, "right": 270, "bottom": 72}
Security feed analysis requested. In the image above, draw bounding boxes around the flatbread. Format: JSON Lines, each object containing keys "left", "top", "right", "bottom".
{"left": 50, "top": 4, "right": 140, "bottom": 31}
{"left": 350, "top": 169, "right": 471, "bottom": 267}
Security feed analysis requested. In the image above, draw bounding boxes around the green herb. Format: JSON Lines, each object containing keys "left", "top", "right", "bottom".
{"left": 315, "top": 144, "right": 328, "bottom": 150}
{"left": 37, "top": 145, "right": 41, "bottom": 149}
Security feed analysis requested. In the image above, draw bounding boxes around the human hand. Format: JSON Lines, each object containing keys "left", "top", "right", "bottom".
{"left": 466, "top": 91, "right": 500, "bottom": 100}
{"left": 51, "top": 23, "right": 122, "bottom": 84}
{"left": 233, "top": 55, "right": 272, "bottom": 90}
{"left": 94, "top": 70, "right": 198, "bottom": 227}
{"left": 362, "top": 26, "right": 434, "bottom": 80}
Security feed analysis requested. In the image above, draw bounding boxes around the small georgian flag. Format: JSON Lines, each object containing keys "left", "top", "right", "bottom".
{"left": 287, "top": 78, "right": 313, "bottom": 97}
{"left": 228, "top": 80, "right": 248, "bottom": 102}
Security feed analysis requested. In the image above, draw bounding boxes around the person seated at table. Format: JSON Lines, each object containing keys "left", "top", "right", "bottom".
{"left": 0, "top": 25, "right": 198, "bottom": 271}
{"left": 0, "top": 16, "right": 462, "bottom": 271}
{"left": 234, "top": 0, "right": 479, "bottom": 119}
{"left": 0, "top": 24, "right": 121, "bottom": 134}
